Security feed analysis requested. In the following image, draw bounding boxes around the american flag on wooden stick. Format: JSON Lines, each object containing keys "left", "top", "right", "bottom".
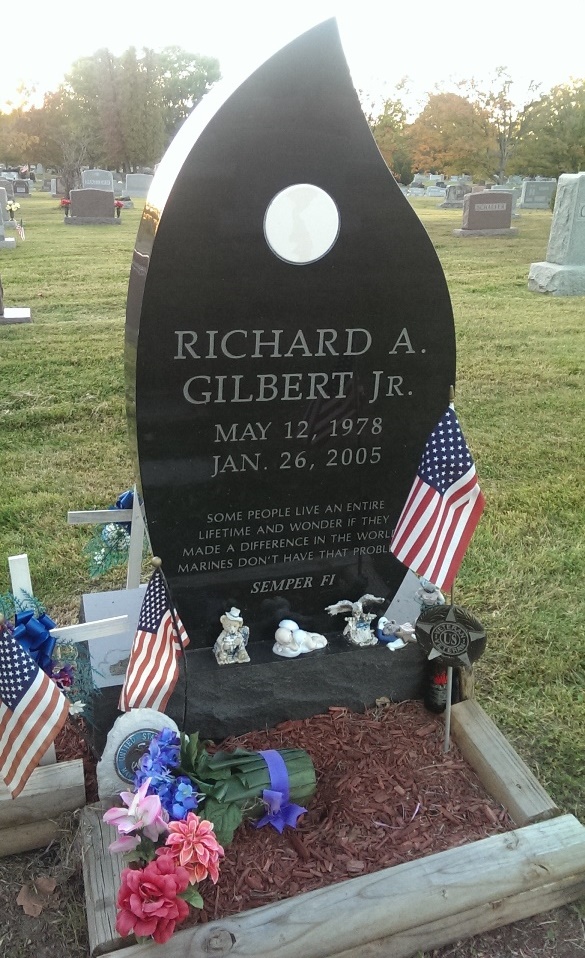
{"left": 119, "top": 567, "right": 190, "bottom": 713}
{"left": 0, "top": 625, "right": 70, "bottom": 798}
{"left": 390, "top": 405, "right": 485, "bottom": 592}
{"left": 15, "top": 220, "right": 25, "bottom": 240}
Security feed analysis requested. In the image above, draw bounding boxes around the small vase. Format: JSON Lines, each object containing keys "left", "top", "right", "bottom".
{"left": 64, "top": 208, "right": 69, "bottom": 217}
{"left": 116, "top": 208, "right": 121, "bottom": 218}
{"left": 9, "top": 211, "right": 14, "bottom": 220}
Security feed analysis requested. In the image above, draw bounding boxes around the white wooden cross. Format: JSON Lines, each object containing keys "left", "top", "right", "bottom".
{"left": 67, "top": 483, "right": 148, "bottom": 588}
{"left": 6, "top": 553, "right": 129, "bottom": 766}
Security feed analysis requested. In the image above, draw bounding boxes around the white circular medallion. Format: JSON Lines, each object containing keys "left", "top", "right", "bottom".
{"left": 264, "top": 183, "right": 340, "bottom": 265}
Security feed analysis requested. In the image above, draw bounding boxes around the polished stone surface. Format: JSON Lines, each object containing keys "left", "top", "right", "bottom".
{"left": 125, "top": 19, "right": 456, "bottom": 650}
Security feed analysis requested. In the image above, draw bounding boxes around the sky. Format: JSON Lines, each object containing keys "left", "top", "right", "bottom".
{"left": 3, "top": 1, "right": 584, "bottom": 115}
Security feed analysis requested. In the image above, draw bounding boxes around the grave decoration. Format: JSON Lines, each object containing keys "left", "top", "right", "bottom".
{"left": 416, "top": 605, "right": 486, "bottom": 722}
{"left": 83, "top": 488, "right": 147, "bottom": 577}
{"left": 213, "top": 607, "right": 250, "bottom": 665}
{"left": 272, "top": 617, "right": 328, "bottom": 657}
{"left": 325, "top": 593, "right": 386, "bottom": 646}
{"left": 6, "top": 199, "right": 20, "bottom": 220}
{"left": 102, "top": 721, "right": 316, "bottom": 944}
{"left": 415, "top": 605, "right": 487, "bottom": 670}
{"left": 0, "top": 588, "right": 91, "bottom": 717}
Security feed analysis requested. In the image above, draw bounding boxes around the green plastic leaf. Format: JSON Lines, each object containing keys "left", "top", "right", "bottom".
{"left": 180, "top": 886, "right": 204, "bottom": 909}
{"left": 202, "top": 798, "right": 243, "bottom": 847}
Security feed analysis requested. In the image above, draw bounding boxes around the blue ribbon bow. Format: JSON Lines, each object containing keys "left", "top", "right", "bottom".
{"left": 254, "top": 749, "right": 307, "bottom": 833}
{"left": 108, "top": 489, "right": 135, "bottom": 533}
{"left": 13, "top": 609, "right": 57, "bottom": 673}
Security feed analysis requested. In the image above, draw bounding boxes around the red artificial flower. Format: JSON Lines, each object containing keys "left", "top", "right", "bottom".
{"left": 115, "top": 856, "right": 190, "bottom": 944}
{"left": 157, "top": 812, "right": 224, "bottom": 884}
{"left": 114, "top": 200, "right": 124, "bottom": 208}
{"left": 60, "top": 198, "right": 70, "bottom": 206}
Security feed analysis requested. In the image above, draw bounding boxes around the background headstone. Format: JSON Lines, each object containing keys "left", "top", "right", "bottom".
{"left": 0, "top": 177, "right": 15, "bottom": 200}
{"left": 528, "top": 171, "right": 585, "bottom": 295}
{"left": 453, "top": 191, "right": 516, "bottom": 236}
{"left": 13, "top": 179, "right": 29, "bottom": 197}
{"left": 518, "top": 178, "right": 556, "bottom": 209}
{"left": 81, "top": 169, "right": 115, "bottom": 191}
{"left": 66, "top": 188, "right": 119, "bottom": 224}
{"left": 125, "top": 173, "right": 154, "bottom": 197}
{"left": 0, "top": 187, "right": 9, "bottom": 222}
{"left": 440, "top": 181, "right": 472, "bottom": 208}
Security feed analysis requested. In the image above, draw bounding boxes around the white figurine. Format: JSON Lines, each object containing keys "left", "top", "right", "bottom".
{"left": 273, "top": 618, "right": 328, "bottom": 658}
{"left": 214, "top": 607, "right": 250, "bottom": 665}
{"left": 415, "top": 578, "right": 445, "bottom": 612}
{"left": 325, "top": 594, "right": 385, "bottom": 647}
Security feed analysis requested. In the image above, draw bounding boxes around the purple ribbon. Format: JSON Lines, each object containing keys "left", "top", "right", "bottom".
{"left": 13, "top": 609, "right": 57, "bottom": 673}
{"left": 254, "top": 749, "right": 307, "bottom": 833}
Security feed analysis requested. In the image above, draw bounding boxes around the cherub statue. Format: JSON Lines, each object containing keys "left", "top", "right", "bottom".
{"left": 415, "top": 578, "right": 445, "bottom": 613}
{"left": 325, "top": 594, "right": 385, "bottom": 647}
{"left": 213, "top": 607, "right": 250, "bottom": 665}
{"left": 273, "top": 618, "right": 328, "bottom": 658}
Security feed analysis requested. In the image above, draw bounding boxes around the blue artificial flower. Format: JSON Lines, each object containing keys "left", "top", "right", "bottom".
{"left": 133, "top": 728, "right": 181, "bottom": 791}
{"left": 158, "top": 776, "right": 199, "bottom": 821}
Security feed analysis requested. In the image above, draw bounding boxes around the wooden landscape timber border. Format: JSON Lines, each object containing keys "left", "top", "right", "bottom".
{"left": 80, "top": 699, "right": 585, "bottom": 958}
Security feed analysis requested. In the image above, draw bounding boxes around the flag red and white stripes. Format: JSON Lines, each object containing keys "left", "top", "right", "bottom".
{"left": 0, "top": 627, "right": 69, "bottom": 798}
{"left": 119, "top": 568, "right": 190, "bottom": 713}
{"left": 390, "top": 405, "right": 485, "bottom": 592}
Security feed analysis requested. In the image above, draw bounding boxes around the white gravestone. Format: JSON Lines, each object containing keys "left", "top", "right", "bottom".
{"left": 528, "top": 172, "right": 585, "bottom": 296}
{"left": 81, "top": 169, "right": 115, "bottom": 191}
{"left": 124, "top": 173, "right": 154, "bottom": 197}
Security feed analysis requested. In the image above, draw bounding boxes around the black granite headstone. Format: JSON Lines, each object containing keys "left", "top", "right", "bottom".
{"left": 122, "top": 18, "right": 456, "bottom": 739}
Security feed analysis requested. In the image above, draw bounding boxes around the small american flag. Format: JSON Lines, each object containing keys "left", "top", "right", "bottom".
{"left": 15, "top": 220, "right": 25, "bottom": 240}
{"left": 390, "top": 405, "right": 485, "bottom": 591}
{"left": 0, "top": 625, "right": 70, "bottom": 798}
{"left": 119, "top": 568, "right": 190, "bottom": 713}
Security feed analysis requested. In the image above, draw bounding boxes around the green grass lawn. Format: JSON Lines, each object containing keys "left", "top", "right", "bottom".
{"left": 1, "top": 191, "right": 583, "bottom": 820}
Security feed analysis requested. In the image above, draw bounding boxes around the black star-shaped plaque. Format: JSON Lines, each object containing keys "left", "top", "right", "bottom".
{"left": 415, "top": 605, "right": 486, "bottom": 668}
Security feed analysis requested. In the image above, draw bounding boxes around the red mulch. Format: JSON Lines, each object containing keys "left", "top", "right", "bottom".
{"left": 58, "top": 699, "right": 515, "bottom": 925}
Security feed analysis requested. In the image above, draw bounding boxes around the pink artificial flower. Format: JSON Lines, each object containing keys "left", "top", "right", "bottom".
{"left": 103, "top": 778, "right": 169, "bottom": 844}
{"left": 157, "top": 812, "right": 224, "bottom": 885}
{"left": 109, "top": 834, "right": 141, "bottom": 855}
{"left": 116, "top": 856, "right": 190, "bottom": 944}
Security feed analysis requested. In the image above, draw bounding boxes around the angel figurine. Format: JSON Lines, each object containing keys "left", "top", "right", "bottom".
{"left": 213, "top": 607, "right": 250, "bottom": 665}
{"left": 325, "top": 594, "right": 385, "bottom": 647}
{"left": 273, "top": 618, "right": 328, "bottom": 658}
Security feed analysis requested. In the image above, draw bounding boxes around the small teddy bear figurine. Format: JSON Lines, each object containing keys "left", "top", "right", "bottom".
{"left": 415, "top": 579, "right": 445, "bottom": 613}
{"left": 213, "top": 607, "right": 250, "bottom": 665}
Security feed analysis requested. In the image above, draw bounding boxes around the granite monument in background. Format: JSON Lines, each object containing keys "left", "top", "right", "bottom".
{"left": 528, "top": 172, "right": 585, "bottom": 295}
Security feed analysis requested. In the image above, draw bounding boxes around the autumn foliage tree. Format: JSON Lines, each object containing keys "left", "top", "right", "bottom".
{"left": 407, "top": 92, "right": 493, "bottom": 179}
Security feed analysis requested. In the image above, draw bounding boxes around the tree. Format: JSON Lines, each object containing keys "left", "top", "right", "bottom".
{"left": 30, "top": 45, "right": 220, "bottom": 175}
{"left": 510, "top": 80, "right": 585, "bottom": 177}
{"left": 456, "top": 69, "right": 540, "bottom": 182}
{"left": 407, "top": 92, "right": 491, "bottom": 179}
{"left": 152, "top": 46, "right": 221, "bottom": 139}
{"left": 368, "top": 80, "right": 413, "bottom": 184}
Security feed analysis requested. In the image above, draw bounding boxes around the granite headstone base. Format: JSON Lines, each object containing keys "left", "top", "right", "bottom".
{"left": 65, "top": 216, "right": 121, "bottom": 225}
{"left": 528, "top": 262, "right": 585, "bottom": 296}
{"left": 0, "top": 238, "right": 16, "bottom": 250}
{"left": 88, "top": 637, "right": 427, "bottom": 752}
{"left": 453, "top": 227, "right": 518, "bottom": 237}
{"left": 0, "top": 307, "right": 31, "bottom": 324}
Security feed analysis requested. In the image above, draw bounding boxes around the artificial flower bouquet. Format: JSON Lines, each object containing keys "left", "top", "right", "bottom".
{"left": 104, "top": 726, "right": 316, "bottom": 943}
